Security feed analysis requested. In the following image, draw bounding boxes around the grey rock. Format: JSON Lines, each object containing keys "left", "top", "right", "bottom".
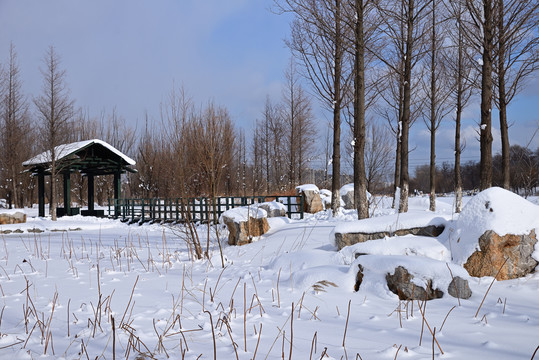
{"left": 341, "top": 190, "right": 355, "bottom": 210}
{"left": 335, "top": 225, "right": 445, "bottom": 250}
{"left": 386, "top": 266, "right": 444, "bottom": 301}
{"left": 447, "top": 276, "right": 472, "bottom": 299}
{"left": 258, "top": 203, "right": 286, "bottom": 218}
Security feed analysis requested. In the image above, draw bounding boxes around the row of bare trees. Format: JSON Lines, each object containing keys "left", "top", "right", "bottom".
{"left": 2, "top": 0, "right": 537, "bottom": 216}
{"left": 0, "top": 43, "right": 320, "bottom": 213}
{"left": 277, "top": 0, "right": 538, "bottom": 216}
{"left": 413, "top": 144, "right": 539, "bottom": 196}
{"left": 251, "top": 61, "right": 318, "bottom": 194}
{"left": 0, "top": 44, "right": 138, "bottom": 213}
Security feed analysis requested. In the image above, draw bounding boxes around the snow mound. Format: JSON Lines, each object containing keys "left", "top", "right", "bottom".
{"left": 260, "top": 200, "right": 287, "bottom": 212}
{"left": 449, "top": 187, "right": 539, "bottom": 264}
{"left": 340, "top": 183, "right": 354, "bottom": 196}
{"left": 340, "top": 183, "right": 372, "bottom": 198}
{"left": 340, "top": 235, "right": 451, "bottom": 262}
{"left": 220, "top": 206, "right": 267, "bottom": 222}
{"left": 334, "top": 211, "right": 450, "bottom": 234}
{"left": 296, "top": 184, "right": 319, "bottom": 193}
{"left": 352, "top": 255, "right": 470, "bottom": 299}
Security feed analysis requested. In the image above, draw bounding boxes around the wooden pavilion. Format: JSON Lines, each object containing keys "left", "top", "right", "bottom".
{"left": 23, "top": 139, "right": 136, "bottom": 218}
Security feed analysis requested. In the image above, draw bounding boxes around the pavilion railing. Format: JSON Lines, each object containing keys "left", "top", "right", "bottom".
{"left": 108, "top": 195, "right": 304, "bottom": 224}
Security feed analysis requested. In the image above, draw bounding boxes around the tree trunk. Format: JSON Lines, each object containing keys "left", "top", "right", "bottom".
{"left": 354, "top": 0, "right": 369, "bottom": 219}
{"left": 497, "top": 0, "right": 510, "bottom": 190}
{"left": 399, "top": 0, "right": 414, "bottom": 213}
{"left": 455, "top": 92, "right": 463, "bottom": 213}
{"left": 330, "top": 0, "right": 343, "bottom": 216}
{"left": 479, "top": 0, "right": 494, "bottom": 190}
{"left": 429, "top": 2, "right": 436, "bottom": 212}
{"left": 392, "top": 124, "right": 401, "bottom": 209}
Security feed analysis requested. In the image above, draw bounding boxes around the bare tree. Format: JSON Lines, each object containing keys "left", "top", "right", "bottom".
{"left": 345, "top": 0, "right": 378, "bottom": 219}
{"left": 445, "top": 0, "right": 476, "bottom": 213}
{"left": 461, "top": 0, "right": 496, "bottom": 190}
{"left": 282, "top": 60, "right": 317, "bottom": 188}
{"left": 494, "top": 0, "right": 539, "bottom": 189}
{"left": 422, "top": 1, "right": 452, "bottom": 211}
{"left": 374, "top": 0, "right": 431, "bottom": 212}
{"left": 364, "top": 121, "right": 394, "bottom": 193}
{"left": 279, "top": 0, "right": 353, "bottom": 215}
{"left": 0, "top": 43, "right": 33, "bottom": 208}
{"left": 34, "top": 46, "right": 75, "bottom": 220}
{"left": 254, "top": 96, "right": 287, "bottom": 194}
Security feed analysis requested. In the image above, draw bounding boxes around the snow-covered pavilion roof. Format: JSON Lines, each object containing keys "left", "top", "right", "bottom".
{"left": 23, "top": 139, "right": 136, "bottom": 175}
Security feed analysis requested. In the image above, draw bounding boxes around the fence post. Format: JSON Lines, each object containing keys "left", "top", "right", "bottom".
{"left": 300, "top": 195, "right": 304, "bottom": 219}
{"left": 287, "top": 196, "right": 292, "bottom": 218}
{"left": 141, "top": 199, "right": 145, "bottom": 223}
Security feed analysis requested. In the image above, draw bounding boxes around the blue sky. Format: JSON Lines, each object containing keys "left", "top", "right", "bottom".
{"left": 1, "top": 0, "right": 538, "bottom": 174}
{"left": 0, "top": 0, "right": 291, "bottom": 130}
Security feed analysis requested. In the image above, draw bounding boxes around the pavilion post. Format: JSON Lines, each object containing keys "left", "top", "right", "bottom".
{"left": 63, "top": 172, "right": 71, "bottom": 215}
{"left": 88, "top": 174, "right": 95, "bottom": 212}
{"left": 38, "top": 169, "right": 45, "bottom": 217}
{"left": 114, "top": 171, "right": 121, "bottom": 218}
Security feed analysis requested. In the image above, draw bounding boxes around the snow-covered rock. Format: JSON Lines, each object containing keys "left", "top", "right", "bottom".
{"left": 334, "top": 212, "right": 449, "bottom": 249}
{"left": 296, "top": 184, "right": 324, "bottom": 213}
{"left": 448, "top": 187, "right": 539, "bottom": 280}
{"left": 220, "top": 206, "right": 269, "bottom": 246}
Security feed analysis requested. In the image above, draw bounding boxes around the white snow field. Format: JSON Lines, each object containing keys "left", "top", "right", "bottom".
{"left": 1, "top": 190, "right": 539, "bottom": 359}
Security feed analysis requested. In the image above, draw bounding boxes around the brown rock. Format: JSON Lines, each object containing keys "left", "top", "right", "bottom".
{"left": 0, "top": 212, "right": 27, "bottom": 225}
{"left": 222, "top": 215, "right": 270, "bottom": 246}
{"left": 296, "top": 188, "right": 324, "bottom": 214}
{"left": 464, "top": 230, "right": 538, "bottom": 280}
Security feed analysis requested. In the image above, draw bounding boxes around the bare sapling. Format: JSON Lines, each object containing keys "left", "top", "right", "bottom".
{"left": 475, "top": 257, "right": 509, "bottom": 318}
{"left": 342, "top": 300, "right": 351, "bottom": 348}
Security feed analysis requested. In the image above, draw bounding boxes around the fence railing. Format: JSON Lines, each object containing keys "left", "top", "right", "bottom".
{"left": 108, "top": 195, "right": 304, "bottom": 224}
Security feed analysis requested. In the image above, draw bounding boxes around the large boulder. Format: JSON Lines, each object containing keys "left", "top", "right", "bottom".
{"left": 352, "top": 255, "right": 471, "bottom": 301}
{"left": 319, "top": 189, "right": 332, "bottom": 210}
{"left": 257, "top": 201, "right": 287, "bottom": 218}
{"left": 340, "top": 183, "right": 355, "bottom": 210}
{"left": 296, "top": 184, "right": 324, "bottom": 214}
{"left": 334, "top": 212, "right": 448, "bottom": 250}
{"left": 339, "top": 183, "right": 372, "bottom": 210}
{"left": 221, "top": 207, "right": 270, "bottom": 246}
{"left": 464, "top": 230, "right": 537, "bottom": 280}
{"left": 449, "top": 187, "right": 539, "bottom": 280}
{"left": 385, "top": 266, "right": 444, "bottom": 301}
{"left": 0, "top": 211, "right": 26, "bottom": 225}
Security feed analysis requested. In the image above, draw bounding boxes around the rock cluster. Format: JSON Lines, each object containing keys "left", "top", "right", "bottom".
{"left": 0, "top": 212, "right": 26, "bottom": 225}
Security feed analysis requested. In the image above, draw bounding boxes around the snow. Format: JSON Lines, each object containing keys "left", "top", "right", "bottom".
{"left": 334, "top": 211, "right": 450, "bottom": 235}
{"left": 340, "top": 182, "right": 354, "bottom": 196}
{"left": 295, "top": 183, "right": 319, "bottom": 193}
{"left": 1, "top": 190, "right": 539, "bottom": 359}
{"left": 220, "top": 205, "right": 267, "bottom": 221}
{"left": 219, "top": 201, "right": 287, "bottom": 222}
{"left": 22, "top": 139, "right": 136, "bottom": 166}
{"left": 0, "top": 208, "right": 26, "bottom": 215}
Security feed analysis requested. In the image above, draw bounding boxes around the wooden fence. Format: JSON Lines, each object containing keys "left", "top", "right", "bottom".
{"left": 108, "top": 195, "right": 304, "bottom": 224}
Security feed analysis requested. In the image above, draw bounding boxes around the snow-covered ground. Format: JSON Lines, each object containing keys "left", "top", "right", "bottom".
{"left": 1, "top": 191, "right": 538, "bottom": 359}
